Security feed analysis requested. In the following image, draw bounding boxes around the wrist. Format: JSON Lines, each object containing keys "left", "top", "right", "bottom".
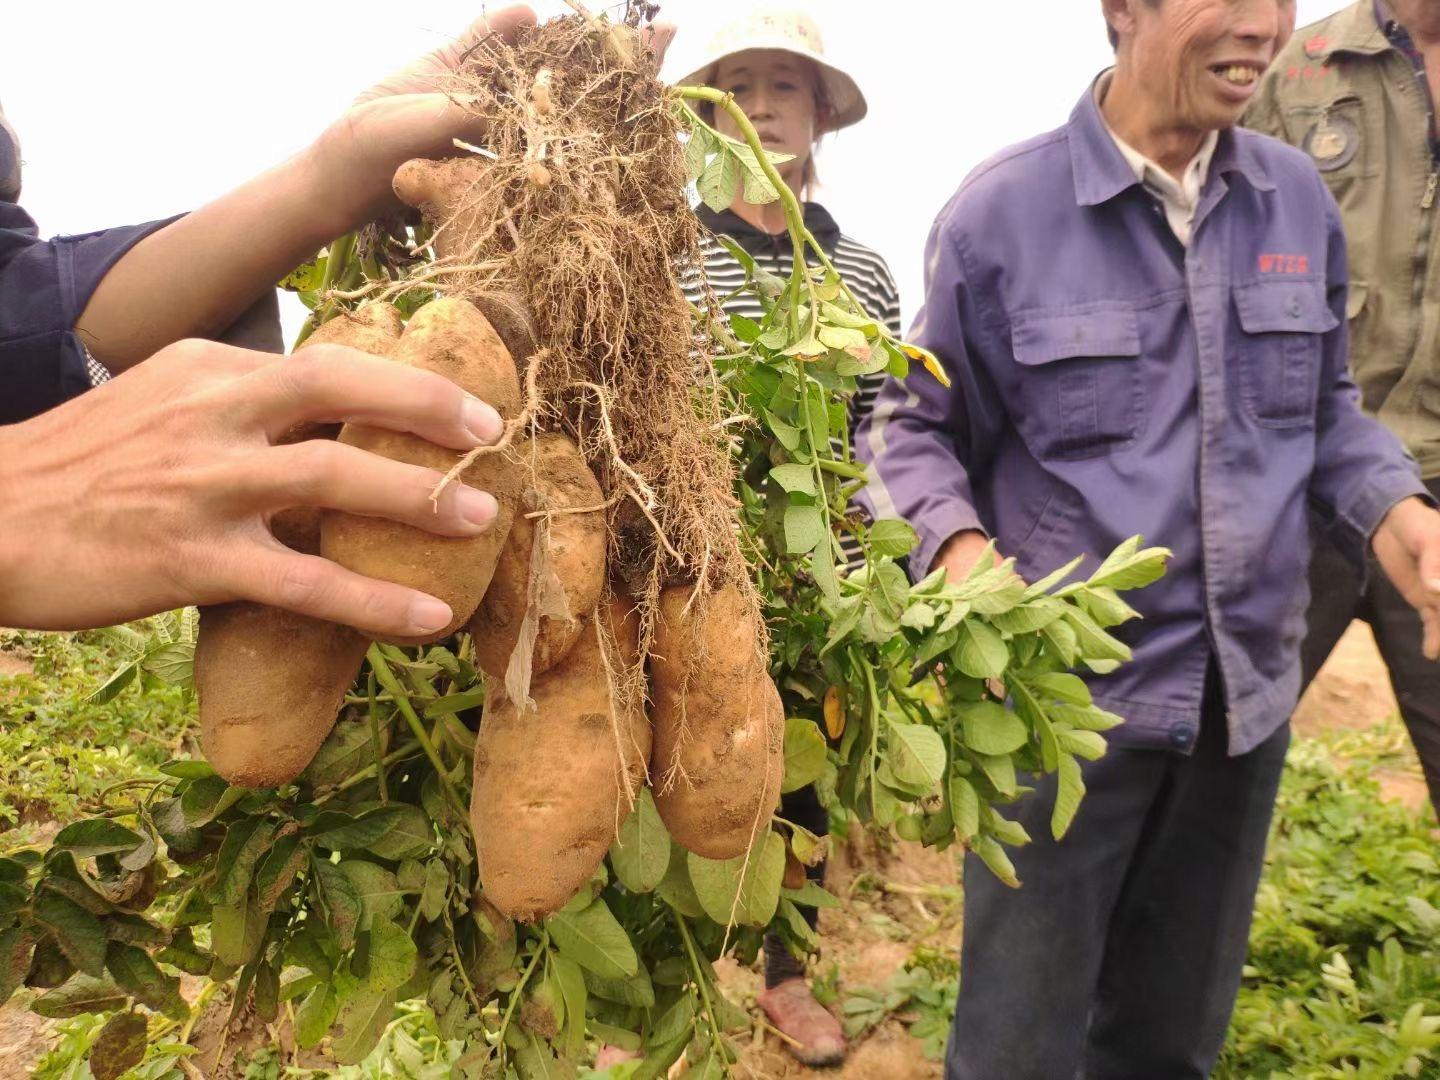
{"left": 287, "top": 137, "right": 370, "bottom": 249}
{"left": 1376, "top": 495, "right": 1427, "bottom": 544}
{"left": 302, "top": 106, "right": 418, "bottom": 243}
{"left": 0, "top": 421, "right": 39, "bottom": 624}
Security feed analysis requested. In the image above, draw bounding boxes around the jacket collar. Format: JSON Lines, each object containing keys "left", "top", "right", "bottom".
{"left": 696, "top": 201, "right": 843, "bottom": 256}
{"left": 1068, "top": 76, "right": 1274, "bottom": 208}
{"left": 1305, "top": 1, "right": 1390, "bottom": 60}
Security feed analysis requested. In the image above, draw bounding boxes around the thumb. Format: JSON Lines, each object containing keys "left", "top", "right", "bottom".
{"left": 355, "top": 5, "right": 538, "bottom": 103}
{"left": 1421, "top": 534, "right": 1440, "bottom": 595}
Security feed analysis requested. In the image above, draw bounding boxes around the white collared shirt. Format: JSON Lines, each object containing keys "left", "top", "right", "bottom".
{"left": 1095, "top": 72, "right": 1218, "bottom": 247}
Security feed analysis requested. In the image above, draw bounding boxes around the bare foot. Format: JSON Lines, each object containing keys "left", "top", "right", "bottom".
{"left": 758, "top": 977, "right": 847, "bottom": 1067}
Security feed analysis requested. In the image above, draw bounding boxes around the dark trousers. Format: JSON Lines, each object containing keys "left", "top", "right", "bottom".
{"left": 763, "top": 785, "right": 828, "bottom": 987}
{"left": 945, "top": 677, "right": 1290, "bottom": 1080}
{"left": 1298, "top": 478, "right": 1440, "bottom": 810}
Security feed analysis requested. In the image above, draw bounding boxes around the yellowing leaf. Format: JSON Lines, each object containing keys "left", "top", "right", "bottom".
{"left": 900, "top": 342, "right": 951, "bottom": 387}
{"left": 823, "top": 686, "right": 845, "bottom": 740}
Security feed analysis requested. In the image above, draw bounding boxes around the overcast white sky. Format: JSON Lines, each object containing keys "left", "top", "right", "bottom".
{"left": 3, "top": 0, "right": 1349, "bottom": 342}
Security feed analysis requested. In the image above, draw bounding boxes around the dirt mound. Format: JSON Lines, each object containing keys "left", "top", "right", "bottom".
{"left": 1294, "top": 621, "right": 1429, "bottom": 813}
{"left": 1292, "top": 621, "right": 1398, "bottom": 738}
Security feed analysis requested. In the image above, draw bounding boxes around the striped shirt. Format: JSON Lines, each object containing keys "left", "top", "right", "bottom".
{"left": 684, "top": 203, "right": 902, "bottom": 565}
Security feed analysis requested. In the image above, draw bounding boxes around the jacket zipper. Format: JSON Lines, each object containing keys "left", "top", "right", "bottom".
{"left": 1412, "top": 162, "right": 1438, "bottom": 359}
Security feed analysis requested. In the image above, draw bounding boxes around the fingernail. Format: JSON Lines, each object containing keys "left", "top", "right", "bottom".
{"left": 408, "top": 596, "right": 453, "bottom": 634}
{"left": 455, "top": 485, "right": 499, "bottom": 528}
{"left": 463, "top": 397, "right": 504, "bottom": 445}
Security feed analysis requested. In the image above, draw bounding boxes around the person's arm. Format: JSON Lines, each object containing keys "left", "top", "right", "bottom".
{"left": 76, "top": 6, "right": 538, "bottom": 372}
{"left": 1306, "top": 179, "right": 1440, "bottom": 656}
{"left": 855, "top": 209, "right": 1002, "bottom": 581}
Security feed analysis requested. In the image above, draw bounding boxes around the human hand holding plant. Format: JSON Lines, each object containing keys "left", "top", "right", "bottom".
{"left": 933, "top": 529, "right": 1005, "bottom": 581}
{"left": 0, "top": 337, "right": 504, "bottom": 637}
{"left": 1374, "top": 497, "right": 1440, "bottom": 659}
{"left": 77, "top": 8, "right": 540, "bottom": 371}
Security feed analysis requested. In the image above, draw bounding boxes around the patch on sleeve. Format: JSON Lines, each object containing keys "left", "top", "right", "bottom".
{"left": 1303, "top": 113, "right": 1360, "bottom": 172}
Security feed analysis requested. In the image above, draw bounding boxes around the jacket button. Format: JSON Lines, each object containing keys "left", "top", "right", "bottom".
{"left": 1169, "top": 727, "right": 1195, "bottom": 749}
{"left": 1289, "top": 297, "right": 1302, "bottom": 317}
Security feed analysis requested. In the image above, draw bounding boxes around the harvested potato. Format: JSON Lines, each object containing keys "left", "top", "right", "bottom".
{"left": 650, "top": 585, "right": 783, "bottom": 860}
{"left": 469, "top": 433, "right": 606, "bottom": 682}
{"left": 320, "top": 298, "right": 523, "bottom": 645}
{"left": 393, "top": 157, "right": 488, "bottom": 264}
{"left": 196, "top": 606, "right": 369, "bottom": 788}
{"left": 472, "top": 598, "right": 649, "bottom": 921}
{"left": 196, "top": 305, "right": 400, "bottom": 788}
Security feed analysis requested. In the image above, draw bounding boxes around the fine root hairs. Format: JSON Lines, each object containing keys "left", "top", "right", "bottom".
{"left": 394, "top": 10, "right": 768, "bottom": 683}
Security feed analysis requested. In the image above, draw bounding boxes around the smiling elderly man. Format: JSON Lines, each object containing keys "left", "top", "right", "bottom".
{"left": 855, "top": 0, "right": 1440, "bottom": 1077}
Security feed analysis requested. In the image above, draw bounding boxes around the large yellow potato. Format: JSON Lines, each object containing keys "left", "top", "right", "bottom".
{"left": 650, "top": 585, "right": 783, "bottom": 860}
{"left": 472, "top": 599, "right": 649, "bottom": 921}
{"left": 320, "top": 299, "right": 523, "bottom": 645}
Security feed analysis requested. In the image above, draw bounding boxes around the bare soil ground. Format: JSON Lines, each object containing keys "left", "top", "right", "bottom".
{"left": 1292, "top": 622, "right": 1429, "bottom": 812}
{"left": 0, "top": 649, "right": 33, "bottom": 678}
{"left": 0, "top": 1000, "right": 54, "bottom": 1078}
{"left": 722, "top": 835, "right": 961, "bottom": 1079}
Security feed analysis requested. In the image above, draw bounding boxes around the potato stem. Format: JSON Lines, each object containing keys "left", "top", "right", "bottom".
{"left": 367, "top": 645, "right": 466, "bottom": 818}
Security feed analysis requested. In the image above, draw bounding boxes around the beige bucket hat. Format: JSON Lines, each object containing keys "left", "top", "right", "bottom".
{"left": 676, "top": 9, "right": 867, "bottom": 134}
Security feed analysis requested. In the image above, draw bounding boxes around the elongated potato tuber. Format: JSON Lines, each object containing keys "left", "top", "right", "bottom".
{"left": 469, "top": 433, "right": 606, "bottom": 681}
{"left": 650, "top": 585, "right": 783, "bottom": 860}
{"left": 320, "top": 298, "right": 523, "bottom": 644}
{"left": 196, "top": 304, "right": 401, "bottom": 788}
{"left": 272, "top": 303, "right": 407, "bottom": 551}
{"left": 472, "top": 599, "right": 649, "bottom": 921}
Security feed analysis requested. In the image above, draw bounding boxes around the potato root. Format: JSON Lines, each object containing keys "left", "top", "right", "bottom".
{"left": 320, "top": 298, "right": 523, "bottom": 645}
{"left": 469, "top": 433, "right": 606, "bottom": 682}
{"left": 650, "top": 585, "right": 783, "bottom": 860}
{"left": 196, "top": 305, "right": 401, "bottom": 788}
{"left": 472, "top": 598, "right": 649, "bottom": 921}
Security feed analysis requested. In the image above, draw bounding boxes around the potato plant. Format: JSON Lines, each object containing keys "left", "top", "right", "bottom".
{"left": 0, "top": 8, "right": 1169, "bottom": 1078}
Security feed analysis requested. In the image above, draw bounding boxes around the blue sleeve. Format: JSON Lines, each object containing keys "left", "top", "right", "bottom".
{"left": 855, "top": 208, "right": 998, "bottom": 580}
{"left": 1306, "top": 176, "right": 1430, "bottom": 563}
{"left": 0, "top": 204, "right": 178, "bottom": 424}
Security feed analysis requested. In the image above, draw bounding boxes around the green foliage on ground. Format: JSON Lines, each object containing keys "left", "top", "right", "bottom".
{"left": 1217, "top": 725, "right": 1440, "bottom": 1079}
{"left": 8, "top": 631, "right": 1439, "bottom": 1078}
{"left": 828, "top": 716, "right": 1440, "bottom": 1080}
{"left": 0, "top": 627, "right": 193, "bottom": 841}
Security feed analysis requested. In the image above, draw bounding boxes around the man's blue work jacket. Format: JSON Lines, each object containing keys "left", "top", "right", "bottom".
{"left": 857, "top": 84, "right": 1429, "bottom": 756}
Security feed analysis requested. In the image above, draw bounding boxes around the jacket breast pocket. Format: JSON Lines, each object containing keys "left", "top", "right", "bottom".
{"left": 1233, "top": 279, "right": 1338, "bottom": 429}
{"left": 1284, "top": 95, "right": 1370, "bottom": 206}
{"left": 1009, "top": 304, "right": 1143, "bottom": 461}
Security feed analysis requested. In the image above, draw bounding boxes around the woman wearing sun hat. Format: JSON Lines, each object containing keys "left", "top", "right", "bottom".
{"left": 681, "top": 8, "right": 902, "bottom": 1069}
